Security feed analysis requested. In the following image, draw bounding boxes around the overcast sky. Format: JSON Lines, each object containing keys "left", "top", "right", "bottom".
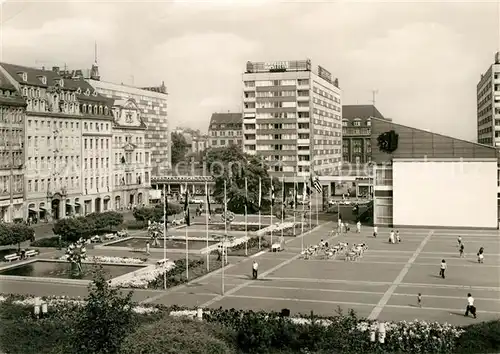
{"left": 1, "top": 0, "right": 499, "bottom": 140}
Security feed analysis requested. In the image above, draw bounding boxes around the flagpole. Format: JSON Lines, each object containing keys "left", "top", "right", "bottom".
{"left": 308, "top": 176, "right": 312, "bottom": 229}
{"left": 222, "top": 180, "right": 227, "bottom": 295}
{"left": 293, "top": 178, "right": 296, "bottom": 237}
{"left": 316, "top": 188, "right": 319, "bottom": 227}
{"left": 185, "top": 183, "right": 189, "bottom": 280}
{"left": 281, "top": 173, "right": 284, "bottom": 240}
{"left": 244, "top": 177, "right": 248, "bottom": 256}
{"left": 163, "top": 184, "right": 167, "bottom": 290}
{"left": 301, "top": 178, "right": 305, "bottom": 253}
{"left": 205, "top": 181, "right": 209, "bottom": 271}
{"left": 258, "top": 177, "right": 261, "bottom": 249}
{"left": 270, "top": 178, "right": 273, "bottom": 246}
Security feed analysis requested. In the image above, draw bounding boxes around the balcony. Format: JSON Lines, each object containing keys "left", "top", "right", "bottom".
{"left": 297, "top": 138, "right": 310, "bottom": 144}
{"left": 244, "top": 139, "right": 256, "bottom": 145}
{"left": 114, "top": 182, "right": 142, "bottom": 191}
{"left": 297, "top": 84, "right": 310, "bottom": 90}
{"left": 297, "top": 96, "right": 309, "bottom": 101}
{"left": 297, "top": 106, "right": 310, "bottom": 112}
{"left": 243, "top": 97, "right": 255, "bottom": 103}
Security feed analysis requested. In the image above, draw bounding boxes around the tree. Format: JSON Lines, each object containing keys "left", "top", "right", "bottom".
{"left": 53, "top": 212, "right": 126, "bottom": 242}
{"left": 0, "top": 223, "right": 35, "bottom": 250}
{"left": 205, "top": 145, "right": 281, "bottom": 214}
{"left": 171, "top": 132, "right": 190, "bottom": 165}
{"left": 66, "top": 266, "right": 136, "bottom": 354}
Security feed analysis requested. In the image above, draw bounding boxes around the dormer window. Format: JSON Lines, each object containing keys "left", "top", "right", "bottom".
{"left": 37, "top": 75, "right": 47, "bottom": 85}
{"left": 104, "top": 107, "right": 109, "bottom": 115}
{"left": 353, "top": 118, "right": 361, "bottom": 127}
{"left": 22, "top": 87, "right": 28, "bottom": 96}
{"left": 59, "top": 79, "right": 64, "bottom": 87}
{"left": 76, "top": 88, "right": 81, "bottom": 94}
{"left": 85, "top": 89, "right": 90, "bottom": 96}
{"left": 366, "top": 118, "right": 371, "bottom": 127}
{"left": 18, "top": 72, "right": 27, "bottom": 82}
{"left": 342, "top": 119, "right": 348, "bottom": 127}
{"left": 92, "top": 91, "right": 98, "bottom": 97}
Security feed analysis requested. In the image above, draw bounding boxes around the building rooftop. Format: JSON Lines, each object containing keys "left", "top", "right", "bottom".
{"left": 0, "top": 70, "right": 16, "bottom": 91}
{"left": 342, "top": 105, "right": 385, "bottom": 120}
{"left": 209, "top": 112, "right": 242, "bottom": 126}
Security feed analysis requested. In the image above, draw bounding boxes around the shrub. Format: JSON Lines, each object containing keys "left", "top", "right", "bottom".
{"left": 230, "top": 237, "right": 270, "bottom": 251}
{"left": 31, "top": 236, "right": 69, "bottom": 248}
{"left": 133, "top": 203, "right": 182, "bottom": 222}
{"left": 122, "top": 220, "right": 148, "bottom": 230}
{"left": 120, "top": 316, "right": 237, "bottom": 354}
{"left": 455, "top": 320, "right": 500, "bottom": 353}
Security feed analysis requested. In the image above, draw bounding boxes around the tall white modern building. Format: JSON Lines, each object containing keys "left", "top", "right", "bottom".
{"left": 477, "top": 52, "right": 500, "bottom": 147}
{"left": 242, "top": 59, "right": 342, "bottom": 182}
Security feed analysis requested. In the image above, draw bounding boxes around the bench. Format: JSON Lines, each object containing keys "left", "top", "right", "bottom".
{"left": 271, "top": 243, "right": 282, "bottom": 252}
{"left": 4, "top": 254, "right": 20, "bottom": 262}
{"left": 104, "top": 233, "right": 116, "bottom": 240}
{"left": 25, "top": 250, "right": 38, "bottom": 258}
{"left": 156, "top": 258, "right": 169, "bottom": 266}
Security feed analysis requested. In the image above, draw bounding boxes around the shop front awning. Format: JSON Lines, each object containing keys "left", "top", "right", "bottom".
{"left": 66, "top": 202, "right": 74, "bottom": 207}
{"left": 104, "top": 196, "right": 110, "bottom": 200}
{"left": 29, "top": 208, "right": 39, "bottom": 213}
{"left": 39, "top": 206, "right": 47, "bottom": 210}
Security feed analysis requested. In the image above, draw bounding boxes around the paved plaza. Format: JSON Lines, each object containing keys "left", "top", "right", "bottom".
{"left": 1, "top": 221, "right": 499, "bottom": 325}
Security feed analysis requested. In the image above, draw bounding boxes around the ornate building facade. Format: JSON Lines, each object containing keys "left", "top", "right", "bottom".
{"left": 0, "top": 63, "right": 117, "bottom": 220}
{"left": 0, "top": 71, "right": 26, "bottom": 222}
{"left": 88, "top": 79, "right": 169, "bottom": 176}
{"left": 111, "top": 99, "right": 151, "bottom": 210}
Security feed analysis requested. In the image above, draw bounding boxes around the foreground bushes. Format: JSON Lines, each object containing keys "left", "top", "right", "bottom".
{"left": 0, "top": 290, "right": 499, "bottom": 354}
{"left": 133, "top": 203, "right": 182, "bottom": 223}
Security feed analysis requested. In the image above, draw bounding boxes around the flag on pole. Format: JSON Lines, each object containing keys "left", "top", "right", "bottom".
{"left": 311, "top": 174, "right": 323, "bottom": 193}
{"left": 206, "top": 182, "right": 211, "bottom": 216}
{"left": 270, "top": 182, "right": 275, "bottom": 206}
{"left": 258, "top": 177, "right": 262, "bottom": 210}
{"left": 244, "top": 177, "right": 248, "bottom": 211}
{"left": 294, "top": 181, "right": 298, "bottom": 209}
{"left": 184, "top": 184, "right": 190, "bottom": 226}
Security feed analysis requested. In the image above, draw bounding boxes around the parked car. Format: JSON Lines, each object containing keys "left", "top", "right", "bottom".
{"left": 190, "top": 198, "right": 205, "bottom": 204}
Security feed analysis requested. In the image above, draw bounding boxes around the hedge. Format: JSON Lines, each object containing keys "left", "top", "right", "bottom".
{"left": 31, "top": 236, "right": 69, "bottom": 248}
{"left": 133, "top": 203, "right": 183, "bottom": 223}
{"left": 0, "top": 294, "right": 499, "bottom": 354}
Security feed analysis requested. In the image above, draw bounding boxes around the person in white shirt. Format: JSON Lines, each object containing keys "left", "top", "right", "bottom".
{"left": 356, "top": 221, "right": 361, "bottom": 233}
{"left": 338, "top": 217, "right": 342, "bottom": 232}
{"left": 389, "top": 230, "right": 395, "bottom": 244}
{"left": 373, "top": 226, "right": 378, "bottom": 238}
{"left": 465, "top": 293, "right": 477, "bottom": 318}
{"left": 439, "top": 259, "right": 447, "bottom": 279}
{"left": 252, "top": 261, "right": 259, "bottom": 279}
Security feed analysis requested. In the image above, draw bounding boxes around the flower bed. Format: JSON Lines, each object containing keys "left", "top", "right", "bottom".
{"left": 148, "top": 258, "right": 223, "bottom": 289}
{"left": 110, "top": 261, "right": 176, "bottom": 289}
{"left": 57, "top": 255, "right": 146, "bottom": 265}
{"left": 0, "top": 294, "right": 157, "bottom": 314}
{"left": 207, "top": 223, "right": 268, "bottom": 232}
{"left": 224, "top": 237, "right": 271, "bottom": 256}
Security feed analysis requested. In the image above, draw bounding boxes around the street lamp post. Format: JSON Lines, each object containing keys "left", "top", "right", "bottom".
{"left": 213, "top": 233, "right": 234, "bottom": 295}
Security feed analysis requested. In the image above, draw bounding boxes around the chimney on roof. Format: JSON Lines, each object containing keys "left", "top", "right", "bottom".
{"left": 52, "top": 66, "right": 59, "bottom": 73}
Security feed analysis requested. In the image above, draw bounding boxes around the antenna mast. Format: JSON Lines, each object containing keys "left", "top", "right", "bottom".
{"left": 371, "top": 89, "right": 379, "bottom": 117}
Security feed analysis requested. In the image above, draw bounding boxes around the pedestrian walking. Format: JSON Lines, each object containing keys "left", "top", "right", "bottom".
{"left": 439, "top": 259, "right": 447, "bottom": 279}
{"left": 417, "top": 293, "right": 422, "bottom": 308}
{"left": 146, "top": 241, "right": 150, "bottom": 256}
{"left": 457, "top": 236, "right": 462, "bottom": 247}
{"left": 459, "top": 244, "right": 465, "bottom": 258}
{"left": 465, "top": 293, "right": 477, "bottom": 318}
{"left": 356, "top": 220, "right": 361, "bottom": 233}
{"left": 252, "top": 261, "right": 258, "bottom": 279}
{"left": 345, "top": 222, "right": 350, "bottom": 233}
{"left": 373, "top": 226, "right": 378, "bottom": 238}
{"left": 396, "top": 230, "right": 401, "bottom": 243}
{"left": 389, "top": 230, "right": 395, "bottom": 244}
{"left": 477, "top": 247, "right": 484, "bottom": 263}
